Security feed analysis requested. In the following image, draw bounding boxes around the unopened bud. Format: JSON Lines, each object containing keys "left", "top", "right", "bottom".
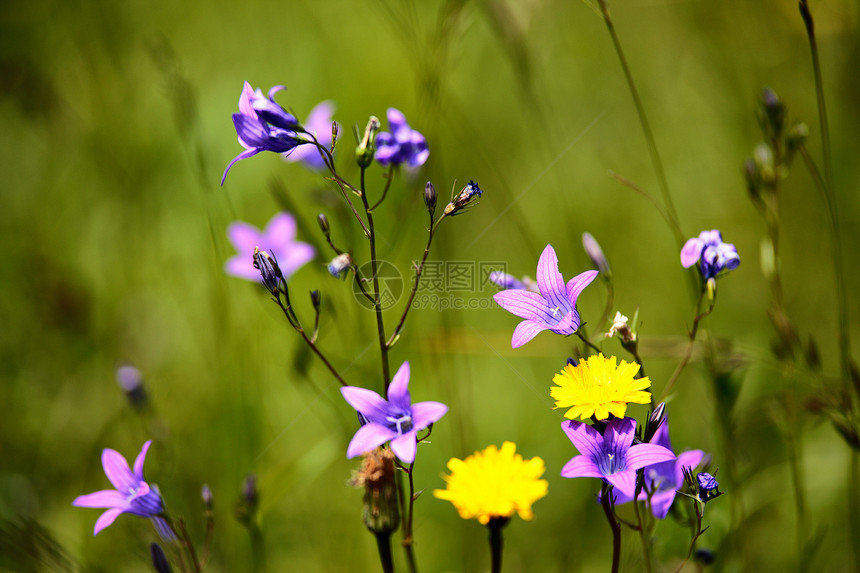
{"left": 310, "top": 290, "right": 321, "bottom": 310}
{"left": 234, "top": 474, "right": 259, "bottom": 526}
{"left": 582, "top": 232, "right": 611, "bottom": 278}
{"left": 328, "top": 253, "right": 352, "bottom": 278}
{"left": 758, "top": 87, "right": 785, "bottom": 139}
{"left": 350, "top": 448, "right": 400, "bottom": 535}
{"left": 356, "top": 116, "right": 381, "bottom": 168}
{"left": 116, "top": 364, "right": 148, "bottom": 411}
{"left": 317, "top": 213, "right": 330, "bottom": 238}
{"left": 706, "top": 277, "right": 716, "bottom": 301}
{"left": 201, "top": 484, "right": 213, "bottom": 511}
{"left": 424, "top": 181, "right": 437, "bottom": 215}
{"left": 643, "top": 402, "right": 666, "bottom": 443}
{"left": 150, "top": 543, "right": 173, "bottom": 573}
{"left": 754, "top": 143, "right": 776, "bottom": 185}
{"left": 253, "top": 247, "right": 283, "bottom": 296}
{"left": 331, "top": 121, "right": 339, "bottom": 147}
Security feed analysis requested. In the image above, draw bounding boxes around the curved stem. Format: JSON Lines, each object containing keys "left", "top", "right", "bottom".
{"left": 658, "top": 290, "right": 713, "bottom": 402}
{"left": 274, "top": 297, "right": 347, "bottom": 386}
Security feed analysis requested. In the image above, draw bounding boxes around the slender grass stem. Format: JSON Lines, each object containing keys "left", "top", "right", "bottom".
{"left": 597, "top": 0, "right": 683, "bottom": 248}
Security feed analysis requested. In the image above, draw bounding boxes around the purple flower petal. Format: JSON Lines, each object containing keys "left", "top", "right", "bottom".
{"left": 73, "top": 490, "right": 128, "bottom": 508}
{"left": 605, "top": 471, "right": 638, "bottom": 500}
{"left": 93, "top": 508, "right": 124, "bottom": 536}
{"left": 346, "top": 423, "right": 398, "bottom": 458}
{"left": 221, "top": 149, "right": 260, "bottom": 186}
{"left": 340, "top": 386, "right": 390, "bottom": 423}
{"left": 603, "top": 418, "right": 637, "bottom": 453}
{"left": 625, "top": 443, "right": 676, "bottom": 470}
{"left": 410, "top": 401, "right": 448, "bottom": 429}
{"left": 102, "top": 449, "right": 137, "bottom": 493}
{"left": 390, "top": 432, "right": 417, "bottom": 464}
{"left": 493, "top": 289, "right": 557, "bottom": 324}
{"left": 387, "top": 362, "right": 412, "bottom": 412}
{"left": 536, "top": 245, "right": 570, "bottom": 314}
{"left": 565, "top": 270, "right": 599, "bottom": 305}
{"left": 133, "top": 440, "right": 151, "bottom": 478}
{"left": 680, "top": 238, "right": 703, "bottom": 267}
{"left": 561, "top": 420, "right": 604, "bottom": 461}
{"left": 560, "top": 454, "right": 602, "bottom": 478}
{"left": 511, "top": 319, "right": 547, "bottom": 348}
{"left": 264, "top": 213, "right": 297, "bottom": 246}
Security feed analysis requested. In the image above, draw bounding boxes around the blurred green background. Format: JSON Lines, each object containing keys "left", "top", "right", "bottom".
{"left": 2, "top": 0, "right": 859, "bottom": 571}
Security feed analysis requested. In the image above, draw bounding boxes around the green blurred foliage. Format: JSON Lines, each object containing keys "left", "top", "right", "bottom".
{"left": 1, "top": 0, "right": 859, "bottom": 571}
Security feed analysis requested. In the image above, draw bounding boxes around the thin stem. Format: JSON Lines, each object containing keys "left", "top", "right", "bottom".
{"left": 274, "top": 297, "right": 347, "bottom": 386}
{"left": 374, "top": 532, "right": 395, "bottom": 573}
{"left": 394, "top": 468, "right": 418, "bottom": 573}
{"left": 598, "top": 0, "right": 683, "bottom": 248}
{"left": 358, "top": 166, "right": 391, "bottom": 392}
{"left": 658, "top": 290, "right": 713, "bottom": 402}
{"left": 369, "top": 165, "right": 396, "bottom": 212}
{"left": 675, "top": 500, "right": 705, "bottom": 573}
{"left": 199, "top": 510, "right": 214, "bottom": 568}
{"left": 600, "top": 483, "right": 622, "bottom": 573}
{"left": 632, "top": 475, "right": 653, "bottom": 573}
{"left": 576, "top": 330, "right": 602, "bottom": 355}
{"left": 387, "top": 212, "right": 445, "bottom": 347}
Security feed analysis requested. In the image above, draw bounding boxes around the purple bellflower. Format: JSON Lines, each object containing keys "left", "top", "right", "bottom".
{"left": 560, "top": 417, "right": 675, "bottom": 500}
{"left": 221, "top": 82, "right": 306, "bottom": 185}
{"left": 225, "top": 212, "right": 315, "bottom": 282}
{"left": 681, "top": 230, "right": 740, "bottom": 279}
{"left": 493, "top": 244, "right": 598, "bottom": 348}
{"left": 374, "top": 108, "right": 429, "bottom": 168}
{"left": 283, "top": 100, "right": 337, "bottom": 171}
{"left": 73, "top": 440, "right": 163, "bottom": 535}
{"left": 615, "top": 417, "right": 706, "bottom": 518}
{"left": 340, "top": 361, "right": 447, "bottom": 464}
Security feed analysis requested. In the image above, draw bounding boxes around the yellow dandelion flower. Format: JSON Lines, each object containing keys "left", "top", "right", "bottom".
{"left": 550, "top": 353, "right": 651, "bottom": 421}
{"left": 433, "top": 442, "right": 548, "bottom": 525}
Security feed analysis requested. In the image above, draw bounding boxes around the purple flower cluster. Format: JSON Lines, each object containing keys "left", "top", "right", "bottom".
{"left": 681, "top": 230, "right": 740, "bottom": 279}
{"left": 374, "top": 108, "right": 429, "bottom": 168}
{"left": 221, "top": 82, "right": 307, "bottom": 185}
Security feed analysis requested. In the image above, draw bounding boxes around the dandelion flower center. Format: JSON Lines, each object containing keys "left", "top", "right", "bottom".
{"left": 550, "top": 354, "right": 651, "bottom": 421}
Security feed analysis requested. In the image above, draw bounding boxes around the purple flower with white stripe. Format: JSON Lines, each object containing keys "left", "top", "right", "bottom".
{"left": 340, "top": 361, "right": 447, "bottom": 463}
{"left": 73, "top": 441, "right": 163, "bottom": 535}
{"left": 221, "top": 82, "right": 306, "bottom": 185}
{"left": 560, "top": 417, "right": 676, "bottom": 500}
{"left": 283, "top": 100, "right": 337, "bottom": 171}
{"left": 493, "top": 244, "right": 598, "bottom": 348}
{"left": 613, "top": 417, "right": 706, "bottom": 518}
{"left": 374, "top": 108, "right": 429, "bottom": 168}
{"left": 680, "top": 230, "right": 740, "bottom": 279}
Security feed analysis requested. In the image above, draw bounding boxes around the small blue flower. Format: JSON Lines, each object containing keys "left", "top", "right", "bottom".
{"left": 374, "top": 108, "right": 429, "bottom": 168}
{"left": 681, "top": 230, "right": 740, "bottom": 279}
{"left": 222, "top": 82, "right": 307, "bottom": 185}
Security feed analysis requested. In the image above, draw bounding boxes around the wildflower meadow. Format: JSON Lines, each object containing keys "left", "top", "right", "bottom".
{"left": 2, "top": 1, "right": 859, "bottom": 571}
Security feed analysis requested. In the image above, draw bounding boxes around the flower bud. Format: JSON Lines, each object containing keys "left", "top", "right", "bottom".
{"left": 424, "top": 181, "right": 437, "bottom": 215}
{"left": 355, "top": 116, "right": 381, "bottom": 168}
{"left": 234, "top": 474, "right": 259, "bottom": 526}
{"left": 443, "top": 180, "right": 482, "bottom": 216}
{"left": 150, "top": 543, "right": 173, "bottom": 573}
{"left": 758, "top": 87, "right": 785, "bottom": 139}
{"left": 310, "top": 290, "right": 321, "bottom": 310}
{"left": 643, "top": 402, "right": 666, "bottom": 443}
{"left": 328, "top": 253, "right": 352, "bottom": 278}
{"left": 201, "top": 484, "right": 213, "bottom": 511}
{"left": 253, "top": 247, "right": 283, "bottom": 296}
{"left": 582, "top": 232, "right": 611, "bottom": 278}
{"left": 350, "top": 448, "right": 400, "bottom": 535}
{"left": 317, "top": 213, "right": 331, "bottom": 238}
{"left": 116, "top": 364, "right": 148, "bottom": 411}
{"left": 706, "top": 277, "right": 716, "bottom": 301}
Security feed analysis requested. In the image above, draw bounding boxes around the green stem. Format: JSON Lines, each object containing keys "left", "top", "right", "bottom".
{"left": 798, "top": 1, "right": 850, "bottom": 380}
{"left": 658, "top": 291, "right": 713, "bottom": 402}
{"left": 358, "top": 167, "right": 391, "bottom": 392}
{"left": 597, "top": 0, "right": 683, "bottom": 248}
